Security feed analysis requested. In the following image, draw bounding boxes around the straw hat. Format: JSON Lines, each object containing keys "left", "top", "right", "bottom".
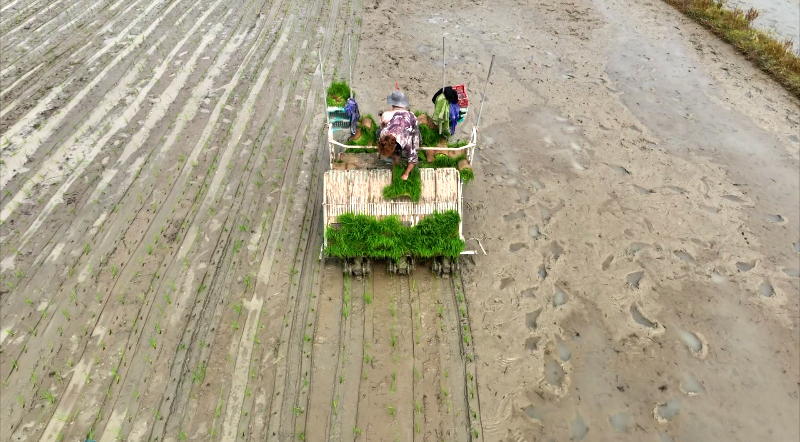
{"left": 386, "top": 90, "right": 409, "bottom": 108}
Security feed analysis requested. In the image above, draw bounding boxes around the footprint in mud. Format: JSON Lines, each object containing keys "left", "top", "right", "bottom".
{"left": 608, "top": 164, "right": 631, "bottom": 175}
{"left": 509, "top": 243, "right": 527, "bottom": 253}
{"left": 555, "top": 337, "right": 571, "bottom": 362}
{"left": 666, "top": 186, "right": 685, "bottom": 194}
{"left": 721, "top": 194, "right": 745, "bottom": 203}
{"left": 794, "top": 242, "right": 800, "bottom": 255}
{"left": 538, "top": 264, "right": 548, "bottom": 280}
{"left": 553, "top": 286, "right": 568, "bottom": 307}
{"left": 678, "top": 329, "right": 706, "bottom": 358}
{"left": 570, "top": 411, "right": 590, "bottom": 440}
{"left": 549, "top": 241, "right": 564, "bottom": 261}
{"left": 700, "top": 204, "right": 719, "bottom": 214}
{"left": 673, "top": 250, "right": 696, "bottom": 265}
{"left": 523, "top": 405, "right": 545, "bottom": 422}
{"left": 521, "top": 287, "right": 535, "bottom": 298}
{"left": 531, "top": 179, "right": 545, "bottom": 191}
{"left": 736, "top": 261, "right": 755, "bottom": 272}
{"left": 630, "top": 305, "right": 657, "bottom": 329}
{"left": 538, "top": 204, "right": 551, "bottom": 222}
{"left": 626, "top": 270, "right": 644, "bottom": 289}
{"left": 524, "top": 336, "right": 541, "bottom": 351}
{"left": 680, "top": 372, "right": 705, "bottom": 396}
{"left": 710, "top": 271, "right": 727, "bottom": 283}
{"left": 633, "top": 184, "right": 654, "bottom": 194}
{"left": 629, "top": 242, "right": 649, "bottom": 253}
{"left": 659, "top": 433, "right": 676, "bottom": 442}
{"left": 782, "top": 268, "right": 800, "bottom": 278}
{"left": 504, "top": 209, "right": 526, "bottom": 222}
{"left": 763, "top": 213, "right": 785, "bottom": 223}
{"left": 758, "top": 281, "right": 775, "bottom": 298}
{"left": 601, "top": 255, "right": 614, "bottom": 271}
{"left": 654, "top": 399, "right": 681, "bottom": 423}
{"left": 518, "top": 188, "right": 531, "bottom": 203}
{"left": 528, "top": 225, "right": 542, "bottom": 239}
{"left": 526, "top": 309, "right": 542, "bottom": 330}
{"left": 544, "top": 358, "right": 566, "bottom": 388}
{"left": 609, "top": 412, "right": 629, "bottom": 433}
{"left": 500, "top": 277, "right": 515, "bottom": 290}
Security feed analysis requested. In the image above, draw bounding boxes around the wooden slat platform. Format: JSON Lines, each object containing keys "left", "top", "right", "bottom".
{"left": 324, "top": 168, "right": 460, "bottom": 225}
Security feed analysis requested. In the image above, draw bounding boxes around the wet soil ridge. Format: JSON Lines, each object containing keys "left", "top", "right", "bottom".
{"left": 0, "top": 0, "right": 361, "bottom": 439}
{"left": 301, "top": 265, "right": 483, "bottom": 441}
{"left": 663, "top": 0, "right": 800, "bottom": 97}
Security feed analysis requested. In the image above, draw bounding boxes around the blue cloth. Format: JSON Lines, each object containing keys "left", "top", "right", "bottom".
{"left": 344, "top": 97, "right": 360, "bottom": 137}
{"left": 449, "top": 102, "right": 460, "bottom": 135}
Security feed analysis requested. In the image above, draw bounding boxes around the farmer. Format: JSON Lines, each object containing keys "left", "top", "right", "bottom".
{"left": 377, "top": 90, "right": 420, "bottom": 181}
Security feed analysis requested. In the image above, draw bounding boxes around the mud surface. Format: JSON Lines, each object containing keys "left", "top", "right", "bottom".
{"left": 1, "top": 0, "right": 798, "bottom": 441}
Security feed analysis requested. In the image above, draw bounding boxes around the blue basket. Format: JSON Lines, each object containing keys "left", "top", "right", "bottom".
{"left": 327, "top": 107, "right": 350, "bottom": 131}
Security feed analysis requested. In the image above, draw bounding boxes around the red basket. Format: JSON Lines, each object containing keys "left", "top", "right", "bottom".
{"left": 452, "top": 84, "right": 469, "bottom": 108}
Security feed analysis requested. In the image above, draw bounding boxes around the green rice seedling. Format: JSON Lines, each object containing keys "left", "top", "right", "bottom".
{"left": 84, "top": 243, "right": 90, "bottom": 254}
{"left": 150, "top": 337, "right": 157, "bottom": 349}
{"left": 353, "top": 427, "right": 362, "bottom": 436}
{"left": 345, "top": 115, "right": 378, "bottom": 146}
{"left": 291, "top": 406, "right": 304, "bottom": 416}
{"left": 61, "top": 309, "right": 70, "bottom": 321}
{"left": 382, "top": 165, "right": 421, "bottom": 201}
{"left": 364, "top": 292, "right": 372, "bottom": 305}
{"left": 446, "top": 139, "right": 468, "bottom": 148}
{"left": 326, "top": 81, "right": 351, "bottom": 107}
{"left": 41, "top": 388, "right": 55, "bottom": 405}
{"left": 324, "top": 211, "right": 464, "bottom": 260}
{"left": 191, "top": 362, "right": 206, "bottom": 384}
{"left": 418, "top": 124, "right": 445, "bottom": 147}
{"left": 387, "top": 405, "right": 395, "bottom": 416}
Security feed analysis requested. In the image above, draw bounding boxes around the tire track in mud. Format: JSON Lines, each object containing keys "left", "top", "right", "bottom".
{"left": 0, "top": 0, "right": 276, "bottom": 436}
{"left": 0, "top": 0, "right": 151, "bottom": 113}
{"left": 0, "top": 0, "right": 118, "bottom": 81}
{"left": 0, "top": 0, "right": 216, "bottom": 312}
{"left": 83, "top": 3, "right": 311, "bottom": 440}
{"left": 0, "top": 0, "right": 100, "bottom": 57}
{"left": 0, "top": 0, "right": 194, "bottom": 193}
{"left": 0, "top": 0, "right": 233, "bottom": 355}
{"left": 1, "top": 0, "right": 253, "bottom": 438}
{"left": 116, "top": 0, "right": 344, "bottom": 438}
{"left": 327, "top": 275, "right": 365, "bottom": 442}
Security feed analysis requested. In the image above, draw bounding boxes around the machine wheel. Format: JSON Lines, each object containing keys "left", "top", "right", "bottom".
{"left": 432, "top": 257, "right": 457, "bottom": 278}
{"left": 387, "top": 256, "right": 415, "bottom": 275}
{"left": 343, "top": 257, "right": 371, "bottom": 279}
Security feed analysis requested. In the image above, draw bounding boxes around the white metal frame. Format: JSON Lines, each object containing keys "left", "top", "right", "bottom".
{"left": 318, "top": 45, "right": 493, "bottom": 259}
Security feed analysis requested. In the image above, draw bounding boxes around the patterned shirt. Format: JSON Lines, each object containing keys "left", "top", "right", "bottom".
{"left": 383, "top": 110, "right": 420, "bottom": 164}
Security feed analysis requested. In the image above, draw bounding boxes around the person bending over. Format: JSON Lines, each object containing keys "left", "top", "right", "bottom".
{"left": 377, "top": 93, "right": 420, "bottom": 181}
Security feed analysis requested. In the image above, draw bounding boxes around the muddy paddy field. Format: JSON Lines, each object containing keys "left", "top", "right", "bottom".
{"left": 0, "top": 0, "right": 798, "bottom": 441}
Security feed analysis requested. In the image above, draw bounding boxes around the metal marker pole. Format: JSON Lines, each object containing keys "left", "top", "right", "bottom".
{"left": 475, "top": 55, "right": 495, "bottom": 130}
{"left": 319, "top": 52, "right": 329, "bottom": 125}
{"left": 442, "top": 36, "right": 446, "bottom": 93}
{"left": 348, "top": 35, "right": 353, "bottom": 98}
